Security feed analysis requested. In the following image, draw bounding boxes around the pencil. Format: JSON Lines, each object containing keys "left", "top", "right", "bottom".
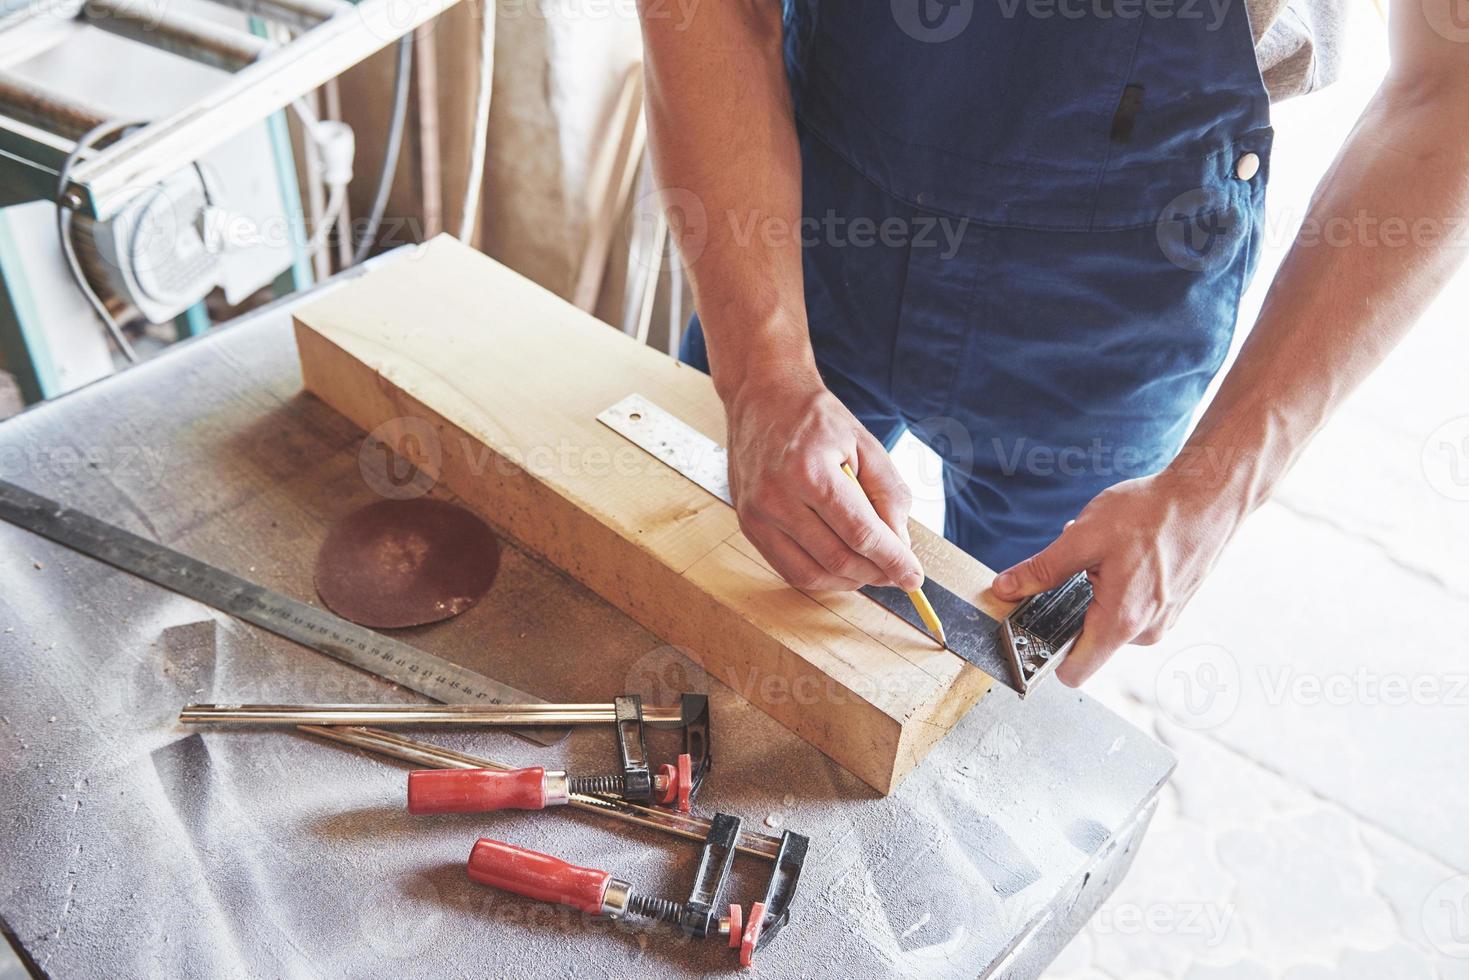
{"left": 840, "top": 463, "right": 947, "bottom": 648}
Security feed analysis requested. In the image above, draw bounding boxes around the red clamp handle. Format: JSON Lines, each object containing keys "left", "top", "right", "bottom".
{"left": 408, "top": 767, "right": 546, "bottom": 814}
{"left": 467, "top": 838, "right": 611, "bottom": 915}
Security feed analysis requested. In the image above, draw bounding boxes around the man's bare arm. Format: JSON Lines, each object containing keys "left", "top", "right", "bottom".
{"left": 995, "top": 1, "right": 1469, "bottom": 683}
{"left": 638, "top": 1, "right": 924, "bottom": 594}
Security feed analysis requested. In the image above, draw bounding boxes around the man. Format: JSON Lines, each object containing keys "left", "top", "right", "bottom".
{"left": 636, "top": 0, "right": 1469, "bottom": 685}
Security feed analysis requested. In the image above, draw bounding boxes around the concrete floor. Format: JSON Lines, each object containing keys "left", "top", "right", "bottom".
{"left": 898, "top": 10, "right": 1469, "bottom": 978}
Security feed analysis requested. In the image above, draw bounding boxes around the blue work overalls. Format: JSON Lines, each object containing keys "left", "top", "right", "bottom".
{"left": 681, "top": 0, "right": 1272, "bottom": 570}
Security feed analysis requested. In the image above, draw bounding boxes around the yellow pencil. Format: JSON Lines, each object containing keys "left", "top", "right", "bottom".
{"left": 840, "top": 463, "right": 947, "bottom": 648}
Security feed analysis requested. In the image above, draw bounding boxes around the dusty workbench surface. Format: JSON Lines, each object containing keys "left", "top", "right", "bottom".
{"left": 0, "top": 292, "right": 1174, "bottom": 979}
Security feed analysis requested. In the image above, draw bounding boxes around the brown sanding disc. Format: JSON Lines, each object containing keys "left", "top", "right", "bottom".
{"left": 314, "top": 498, "right": 501, "bottom": 628}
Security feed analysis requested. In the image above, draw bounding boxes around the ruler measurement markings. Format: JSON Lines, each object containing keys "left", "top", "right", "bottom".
{"left": 0, "top": 478, "right": 566, "bottom": 743}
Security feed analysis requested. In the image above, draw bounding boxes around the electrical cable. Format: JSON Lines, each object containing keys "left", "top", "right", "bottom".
{"left": 55, "top": 119, "right": 142, "bottom": 364}
{"left": 292, "top": 98, "right": 355, "bottom": 262}
{"left": 352, "top": 34, "right": 412, "bottom": 265}
{"left": 457, "top": 0, "right": 494, "bottom": 243}
{"left": 306, "top": 184, "right": 347, "bottom": 254}
{"left": 291, "top": 96, "right": 331, "bottom": 276}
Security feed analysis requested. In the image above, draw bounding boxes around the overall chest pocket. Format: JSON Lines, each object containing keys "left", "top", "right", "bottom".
{"left": 794, "top": 1, "right": 1267, "bottom": 231}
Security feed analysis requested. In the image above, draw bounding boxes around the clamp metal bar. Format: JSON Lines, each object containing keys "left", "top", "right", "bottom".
{"left": 299, "top": 724, "right": 784, "bottom": 861}
{"left": 181, "top": 702, "right": 686, "bottom": 726}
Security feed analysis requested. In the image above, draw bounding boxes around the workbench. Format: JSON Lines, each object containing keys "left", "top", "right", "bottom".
{"left": 0, "top": 272, "right": 1175, "bottom": 978}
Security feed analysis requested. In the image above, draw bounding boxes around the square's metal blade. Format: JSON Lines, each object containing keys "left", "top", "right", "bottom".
{"left": 859, "top": 581, "right": 1021, "bottom": 694}
{"left": 598, "top": 394, "right": 1028, "bottom": 694}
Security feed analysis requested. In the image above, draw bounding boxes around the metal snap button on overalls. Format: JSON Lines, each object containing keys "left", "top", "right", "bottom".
{"left": 1235, "top": 152, "right": 1261, "bottom": 181}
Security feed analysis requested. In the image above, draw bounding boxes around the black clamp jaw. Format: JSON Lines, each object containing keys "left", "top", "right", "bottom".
{"left": 673, "top": 810, "right": 809, "bottom": 965}
{"left": 588, "top": 693, "right": 711, "bottom": 811}
{"left": 743, "top": 829, "right": 809, "bottom": 961}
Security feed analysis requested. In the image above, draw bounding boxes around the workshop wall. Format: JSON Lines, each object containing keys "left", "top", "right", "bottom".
{"left": 333, "top": 0, "right": 643, "bottom": 307}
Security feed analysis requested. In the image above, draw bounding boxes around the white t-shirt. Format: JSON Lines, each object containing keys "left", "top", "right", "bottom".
{"left": 1248, "top": 0, "right": 1344, "bottom": 100}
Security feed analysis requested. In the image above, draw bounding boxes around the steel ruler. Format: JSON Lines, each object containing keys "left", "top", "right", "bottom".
{"left": 0, "top": 478, "right": 567, "bottom": 744}
{"left": 597, "top": 394, "right": 1029, "bottom": 690}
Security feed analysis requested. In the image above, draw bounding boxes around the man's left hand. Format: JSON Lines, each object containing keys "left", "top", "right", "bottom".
{"left": 990, "top": 468, "right": 1241, "bottom": 687}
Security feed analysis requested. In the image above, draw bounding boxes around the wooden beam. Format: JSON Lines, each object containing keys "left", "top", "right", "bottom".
{"left": 293, "top": 235, "right": 1009, "bottom": 794}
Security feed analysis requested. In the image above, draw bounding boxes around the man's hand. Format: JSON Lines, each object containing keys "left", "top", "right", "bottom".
{"left": 725, "top": 369, "right": 924, "bottom": 594}
{"left": 991, "top": 469, "right": 1240, "bottom": 687}
{"left": 639, "top": 0, "right": 918, "bottom": 595}
{"left": 995, "top": 1, "right": 1469, "bottom": 686}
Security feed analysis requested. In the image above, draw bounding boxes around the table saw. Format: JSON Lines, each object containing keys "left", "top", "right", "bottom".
{"left": 0, "top": 255, "right": 1174, "bottom": 978}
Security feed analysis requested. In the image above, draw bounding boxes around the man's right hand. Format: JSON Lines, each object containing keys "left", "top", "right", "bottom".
{"left": 636, "top": 0, "right": 919, "bottom": 595}
{"left": 723, "top": 368, "right": 924, "bottom": 594}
